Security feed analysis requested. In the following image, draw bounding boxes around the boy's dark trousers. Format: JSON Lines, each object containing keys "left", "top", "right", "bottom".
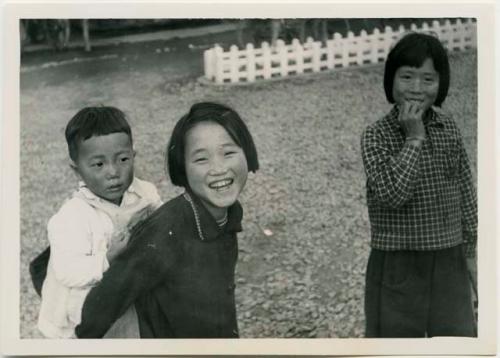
{"left": 364, "top": 245, "right": 476, "bottom": 337}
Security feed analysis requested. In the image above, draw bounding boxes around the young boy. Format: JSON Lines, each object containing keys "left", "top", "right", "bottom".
{"left": 37, "top": 106, "right": 162, "bottom": 338}
{"left": 361, "top": 33, "right": 477, "bottom": 337}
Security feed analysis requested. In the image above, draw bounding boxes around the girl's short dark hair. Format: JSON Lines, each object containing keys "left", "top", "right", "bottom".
{"left": 384, "top": 32, "right": 450, "bottom": 106}
{"left": 65, "top": 106, "right": 132, "bottom": 161}
{"left": 167, "top": 102, "right": 259, "bottom": 188}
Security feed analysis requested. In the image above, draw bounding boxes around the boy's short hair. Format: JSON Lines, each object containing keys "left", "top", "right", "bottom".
{"left": 167, "top": 102, "right": 259, "bottom": 188}
{"left": 65, "top": 106, "right": 133, "bottom": 161}
{"left": 384, "top": 32, "right": 450, "bottom": 107}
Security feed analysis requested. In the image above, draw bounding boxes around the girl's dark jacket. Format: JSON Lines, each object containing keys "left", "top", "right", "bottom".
{"left": 75, "top": 191, "right": 243, "bottom": 338}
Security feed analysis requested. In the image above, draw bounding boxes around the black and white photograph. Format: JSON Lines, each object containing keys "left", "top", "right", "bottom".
{"left": 1, "top": 1, "right": 497, "bottom": 356}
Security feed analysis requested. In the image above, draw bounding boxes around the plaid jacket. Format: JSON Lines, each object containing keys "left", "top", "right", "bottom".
{"left": 361, "top": 106, "right": 477, "bottom": 257}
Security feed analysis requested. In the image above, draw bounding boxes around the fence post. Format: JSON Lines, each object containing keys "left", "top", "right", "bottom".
{"left": 229, "top": 45, "right": 239, "bottom": 83}
{"left": 444, "top": 19, "right": 453, "bottom": 51}
{"left": 432, "top": 20, "right": 442, "bottom": 40}
{"left": 262, "top": 41, "right": 272, "bottom": 79}
{"left": 312, "top": 41, "right": 321, "bottom": 72}
{"left": 214, "top": 45, "right": 224, "bottom": 84}
{"left": 204, "top": 49, "right": 213, "bottom": 80}
{"left": 342, "top": 32, "right": 353, "bottom": 68}
{"left": 276, "top": 39, "right": 288, "bottom": 77}
{"left": 305, "top": 36, "right": 314, "bottom": 50}
{"left": 326, "top": 38, "right": 333, "bottom": 70}
{"left": 382, "top": 26, "right": 393, "bottom": 60}
{"left": 397, "top": 24, "right": 405, "bottom": 39}
{"left": 455, "top": 18, "right": 466, "bottom": 50}
{"left": 358, "top": 30, "right": 367, "bottom": 66}
{"left": 328, "top": 33, "right": 341, "bottom": 69}
{"left": 468, "top": 19, "right": 477, "bottom": 48}
{"left": 371, "top": 28, "right": 380, "bottom": 64}
{"left": 422, "top": 21, "right": 430, "bottom": 33}
{"left": 246, "top": 43, "right": 256, "bottom": 83}
{"left": 293, "top": 38, "right": 304, "bottom": 74}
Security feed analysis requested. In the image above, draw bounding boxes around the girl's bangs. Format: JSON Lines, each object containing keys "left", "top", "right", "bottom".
{"left": 398, "top": 44, "right": 430, "bottom": 69}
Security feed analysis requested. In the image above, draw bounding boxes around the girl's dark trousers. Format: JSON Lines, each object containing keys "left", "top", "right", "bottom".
{"left": 364, "top": 245, "right": 476, "bottom": 337}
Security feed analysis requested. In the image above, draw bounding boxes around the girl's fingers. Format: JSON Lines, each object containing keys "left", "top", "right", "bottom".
{"left": 409, "top": 105, "right": 418, "bottom": 119}
{"left": 399, "top": 101, "right": 409, "bottom": 122}
{"left": 400, "top": 101, "right": 424, "bottom": 127}
{"left": 409, "top": 102, "right": 419, "bottom": 115}
{"left": 413, "top": 103, "right": 424, "bottom": 119}
{"left": 401, "top": 102, "right": 415, "bottom": 123}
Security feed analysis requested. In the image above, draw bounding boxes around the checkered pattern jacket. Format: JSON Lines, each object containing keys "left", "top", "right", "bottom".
{"left": 361, "top": 106, "right": 477, "bottom": 257}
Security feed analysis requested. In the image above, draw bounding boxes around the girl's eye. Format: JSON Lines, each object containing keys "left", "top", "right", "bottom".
{"left": 92, "top": 162, "right": 103, "bottom": 168}
{"left": 194, "top": 157, "right": 207, "bottom": 163}
{"left": 224, "top": 151, "right": 237, "bottom": 156}
{"left": 120, "top": 156, "right": 130, "bottom": 163}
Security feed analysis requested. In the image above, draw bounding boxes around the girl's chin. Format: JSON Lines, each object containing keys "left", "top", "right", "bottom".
{"left": 210, "top": 197, "right": 237, "bottom": 209}
{"left": 395, "top": 102, "right": 433, "bottom": 112}
{"left": 203, "top": 192, "right": 238, "bottom": 210}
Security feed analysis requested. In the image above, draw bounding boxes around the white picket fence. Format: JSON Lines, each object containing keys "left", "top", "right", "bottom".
{"left": 203, "top": 19, "right": 477, "bottom": 84}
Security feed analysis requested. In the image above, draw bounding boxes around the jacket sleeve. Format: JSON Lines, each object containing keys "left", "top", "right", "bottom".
{"left": 75, "top": 209, "right": 175, "bottom": 338}
{"left": 361, "top": 125, "right": 423, "bottom": 208}
{"left": 456, "top": 136, "right": 477, "bottom": 258}
{"left": 47, "top": 204, "right": 109, "bottom": 288}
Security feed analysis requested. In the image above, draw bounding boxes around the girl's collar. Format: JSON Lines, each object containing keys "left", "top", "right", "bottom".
{"left": 182, "top": 190, "right": 243, "bottom": 242}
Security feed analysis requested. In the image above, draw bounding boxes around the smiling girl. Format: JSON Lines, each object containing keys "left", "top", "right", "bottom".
{"left": 75, "top": 102, "right": 259, "bottom": 338}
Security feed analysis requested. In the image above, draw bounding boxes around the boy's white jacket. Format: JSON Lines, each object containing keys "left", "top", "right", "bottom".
{"left": 37, "top": 177, "right": 162, "bottom": 338}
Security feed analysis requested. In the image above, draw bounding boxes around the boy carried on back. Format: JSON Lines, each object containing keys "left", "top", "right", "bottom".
{"left": 37, "top": 106, "right": 162, "bottom": 338}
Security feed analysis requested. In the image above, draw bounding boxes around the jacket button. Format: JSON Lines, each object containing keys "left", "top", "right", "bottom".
{"left": 227, "top": 283, "right": 235, "bottom": 293}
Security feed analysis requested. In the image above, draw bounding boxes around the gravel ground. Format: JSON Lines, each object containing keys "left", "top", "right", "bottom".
{"left": 19, "top": 38, "right": 477, "bottom": 338}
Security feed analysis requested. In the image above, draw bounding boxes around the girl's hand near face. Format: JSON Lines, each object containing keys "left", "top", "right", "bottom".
{"left": 398, "top": 100, "right": 426, "bottom": 142}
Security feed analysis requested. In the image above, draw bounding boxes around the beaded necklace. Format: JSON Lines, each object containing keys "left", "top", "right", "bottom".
{"left": 183, "top": 192, "right": 206, "bottom": 241}
{"left": 183, "top": 192, "right": 228, "bottom": 241}
{"left": 216, "top": 213, "right": 228, "bottom": 227}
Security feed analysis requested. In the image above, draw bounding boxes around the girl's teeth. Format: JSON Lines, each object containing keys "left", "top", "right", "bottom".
{"left": 210, "top": 179, "right": 232, "bottom": 189}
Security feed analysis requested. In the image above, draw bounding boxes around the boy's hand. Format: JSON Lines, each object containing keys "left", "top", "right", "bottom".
{"left": 398, "top": 101, "right": 426, "bottom": 139}
{"left": 107, "top": 202, "right": 154, "bottom": 231}
{"left": 126, "top": 204, "right": 154, "bottom": 231}
{"left": 105, "top": 203, "right": 155, "bottom": 263}
{"left": 106, "top": 228, "right": 130, "bottom": 263}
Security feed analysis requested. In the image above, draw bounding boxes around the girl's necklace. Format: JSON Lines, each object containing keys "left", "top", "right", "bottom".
{"left": 183, "top": 192, "right": 228, "bottom": 241}
{"left": 183, "top": 192, "right": 206, "bottom": 241}
{"left": 216, "top": 213, "right": 228, "bottom": 227}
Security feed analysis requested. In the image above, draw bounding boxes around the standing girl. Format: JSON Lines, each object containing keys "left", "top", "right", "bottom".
{"left": 75, "top": 102, "right": 259, "bottom": 338}
{"left": 361, "top": 32, "right": 477, "bottom": 337}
